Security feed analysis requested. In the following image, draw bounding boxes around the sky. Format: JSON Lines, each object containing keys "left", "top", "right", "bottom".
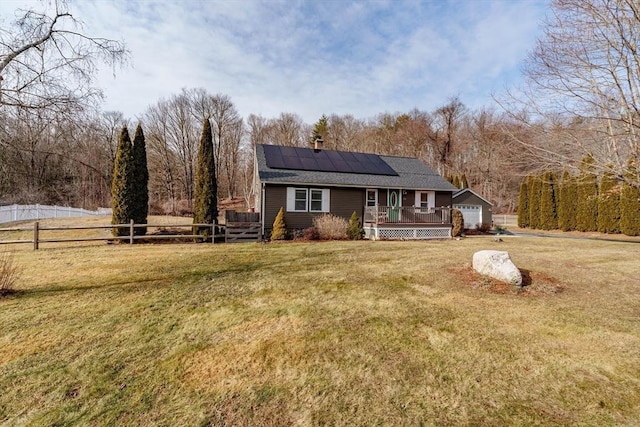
{"left": 1, "top": 0, "right": 550, "bottom": 124}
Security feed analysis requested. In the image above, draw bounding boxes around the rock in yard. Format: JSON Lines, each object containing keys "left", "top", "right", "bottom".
{"left": 472, "top": 250, "right": 522, "bottom": 286}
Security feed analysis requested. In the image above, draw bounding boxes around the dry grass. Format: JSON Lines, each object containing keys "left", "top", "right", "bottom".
{"left": 1, "top": 226, "right": 640, "bottom": 425}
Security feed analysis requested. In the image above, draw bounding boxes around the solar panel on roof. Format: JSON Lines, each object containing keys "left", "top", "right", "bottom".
{"left": 262, "top": 144, "right": 397, "bottom": 176}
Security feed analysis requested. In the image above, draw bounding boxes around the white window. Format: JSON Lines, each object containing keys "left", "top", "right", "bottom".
{"left": 366, "top": 189, "right": 378, "bottom": 207}
{"left": 295, "top": 189, "right": 307, "bottom": 211}
{"left": 310, "top": 189, "right": 323, "bottom": 211}
{"left": 286, "top": 187, "right": 330, "bottom": 212}
{"left": 415, "top": 191, "right": 435, "bottom": 211}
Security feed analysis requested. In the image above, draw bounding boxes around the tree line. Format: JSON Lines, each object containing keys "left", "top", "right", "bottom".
{"left": 517, "top": 156, "right": 640, "bottom": 236}
{"left": 2, "top": 0, "right": 639, "bottom": 222}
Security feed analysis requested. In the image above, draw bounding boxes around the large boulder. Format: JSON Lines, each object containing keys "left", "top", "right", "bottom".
{"left": 472, "top": 250, "right": 522, "bottom": 286}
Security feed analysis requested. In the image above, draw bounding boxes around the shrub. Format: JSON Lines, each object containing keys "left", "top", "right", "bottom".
{"left": 576, "top": 155, "right": 598, "bottom": 232}
{"left": 620, "top": 159, "right": 640, "bottom": 236}
{"left": 517, "top": 177, "right": 530, "bottom": 228}
{"left": 558, "top": 170, "right": 577, "bottom": 231}
{"left": 597, "top": 170, "right": 621, "bottom": 234}
{"left": 271, "top": 207, "right": 287, "bottom": 240}
{"left": 346, "top": 211, "right": 364, "bottom": 240}
{"left": 313, "top": 214, "right": 348, "bottom": 240}
{"left": 452, "top": 208, "right": 464, "bottom": 237}
{"left": 0, "top": 251, "right": 21, "bottom": 297}
{"left": 476, "top": 222, "right": 491, "bottom": 233}
{"left": 302, "top": 227, "right": 320, "bottom": 241}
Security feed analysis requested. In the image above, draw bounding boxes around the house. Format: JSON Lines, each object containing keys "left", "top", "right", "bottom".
{"left": 452, "top": 188, "right": 493, "bottom": 229}
{"left": 253, "top": 143, "right": 459, "bottom": 239}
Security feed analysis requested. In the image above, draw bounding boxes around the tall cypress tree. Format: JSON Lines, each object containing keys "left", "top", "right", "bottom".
{"left": 576, "top": 155, "right": 598, "bottom": 232}
{"left": 517, "top": 177, "right": 530, "bottom": 228}
{"left": 132, "top": 123, "right": 149, "bottom": 236}
{"left": 597, "top": 169, "right": 621, "bottom": 234}
{"left": 528, "top": 175, "right": 541, "bottom": 229}
{"left": 193, "top": 118, "right": 218, "bottom": 238}
{"left": 620, "top": 158, "right": 640, "bottom": 236}
{"left": 539, "top": 171, "right": 558, "bottom": 230}
{"left": 111, "top": 126, "right": 135, "bottom": 236}
{"left": 558, "top": 170, "right": 577, "bottom": 232}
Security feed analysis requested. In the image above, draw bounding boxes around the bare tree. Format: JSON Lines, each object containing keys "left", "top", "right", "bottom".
{"left": 0, "top": 0, "right": 128, "bottom": 111}
{"left": 505, "top": 0, "right": 640, "bottom": 186}
{"left": 428, "top": 97, "right": 466, "bottom": 174}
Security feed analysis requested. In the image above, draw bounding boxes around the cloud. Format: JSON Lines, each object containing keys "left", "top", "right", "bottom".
{"left": 1, "top": 0, "right": 549, "bottom": 123}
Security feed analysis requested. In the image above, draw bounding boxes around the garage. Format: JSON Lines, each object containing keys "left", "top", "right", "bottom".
{"left": 452, "top": 188, "right": 493, "bottom": 229}
{"left": 455, "top": 204, "right": 482, "bottom": 229}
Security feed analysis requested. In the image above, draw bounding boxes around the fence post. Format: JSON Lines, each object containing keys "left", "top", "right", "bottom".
{"left": 34, "top": 221, "right": 39, "bottom": 250}
{"left": 130, "top": 220, "right": 134, "bottom": 244}
{"left": 211, "top": 223, "right": 215, "bottom": 243}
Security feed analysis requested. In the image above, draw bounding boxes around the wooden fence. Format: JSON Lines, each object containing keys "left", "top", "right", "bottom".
{"left": 225, "top": 210, "right": 261, "bottom": 243}
{"left": 0, "top": 220, "right": 222, "bottom": 250}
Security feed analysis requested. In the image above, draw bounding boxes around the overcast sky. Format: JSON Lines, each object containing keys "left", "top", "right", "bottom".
{"left": 1, "top": 0, "right": 549, "bottom": 123}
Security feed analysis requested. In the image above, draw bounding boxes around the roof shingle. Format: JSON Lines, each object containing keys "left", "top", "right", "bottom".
{"left": 255, "top": 144, "right": 458, "bottom": 192}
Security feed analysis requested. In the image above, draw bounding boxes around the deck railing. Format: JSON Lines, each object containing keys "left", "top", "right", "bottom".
{"left": 364, "top": 206, "right": 451, "bottom": 225}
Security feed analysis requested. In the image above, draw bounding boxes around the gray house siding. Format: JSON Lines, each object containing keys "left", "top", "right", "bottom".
{"left": 435, "top": 192, "right": 452, "bottom": 208}
{"left": 262, "top": 185, "right": 364, "bottom": 235}
{"left": 452, "top": 190, "right": 492, "bottom": 227}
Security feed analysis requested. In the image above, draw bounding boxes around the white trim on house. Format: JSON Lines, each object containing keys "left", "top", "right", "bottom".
{"left": 452, "top": 188, "right": 493, "bottom": 206}
{"left": 286, "top": 187, "right": 330, "bottom": 213}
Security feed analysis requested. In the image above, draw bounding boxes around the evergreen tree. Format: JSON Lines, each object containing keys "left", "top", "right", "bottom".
{"left": 445, "top": 173, "right": 453, "bottom": 184}
{"left": 597, "top": 170, "right": 621, "bottom": 234}
{"left": 132, "top": 123, "right": 149, "bottom": 236}
{"left": 460, "top": 174, "right": 468, "bottom": 189}
{"left": 620, "top": 159, "right": 640, "bottom": 236}
{"left": 576, "top": 155, "right": 598, "bottom": 232}
{"left": 347, "top": 211, "right": 364, "bottom": 240}
{"left": 193, "top": 118, "right": 218, "bottom": 238}
{"left": 517, "top": 177, "right": 530, "bottom": 228}
{"left": 111, "top": 126, "right": 135, "bottom": 237}
{"left": 558, "top": 170, "right": 577, "bottom": 231}
{"left": 452, "top": 175, "right": 461, "bottom": 189}
{"left": 311, "top": 114, "right": 328, "bottom": 143}
{"left": 528, "top": 175, "right": 541, "bottom": 229}
{"left": 539, "top": 171, "right": 558, "bottom": 230}
{"left": 452, "top": 208, "right": 464, "bottom": 237}
{"left": 271, "top": 207, "right": 287, "bottom": 240}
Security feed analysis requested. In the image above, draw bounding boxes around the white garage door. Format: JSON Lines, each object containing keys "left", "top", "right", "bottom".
{"left": 455, "top": 205, "right": 482, "bottom": 229}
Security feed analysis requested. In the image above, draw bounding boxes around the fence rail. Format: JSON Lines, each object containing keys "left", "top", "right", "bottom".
{"left": 0, "top": 204, "right": 110, "bottom": 224}
{"left": 0, "top": 220, "right": 221, "bottom": 250}
{"left": 364, "top": 206, "right": 451, "bottom": 225}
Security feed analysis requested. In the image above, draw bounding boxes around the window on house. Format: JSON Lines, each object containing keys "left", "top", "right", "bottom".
{"left": 420, "top": 192, "right": 429, "bottom": 208}
{"left": 310, "top": 189, "right": 323, "bottom": 211}
{"left": 295, "top": 189, "right": 307, "bottom": 211}
{"left": 415, "top": 191, "right": 435, "bottom": 211}
{"left": 366, "top": 189, "right": 377, "bottom": 207}
{"left": 286, "top": 187, "right": 330, "bottom": 212}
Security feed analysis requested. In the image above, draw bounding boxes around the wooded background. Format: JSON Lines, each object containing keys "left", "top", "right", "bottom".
{"left": 1, "top": 0, "right": 639, "bottom": 216}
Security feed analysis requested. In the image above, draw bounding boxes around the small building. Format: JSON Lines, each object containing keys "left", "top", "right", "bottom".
{"left": 253, "top": 143, "right": 458, "bottom": 239}
{"left": 452, "top": 188, "right": 493, "bottom": 229}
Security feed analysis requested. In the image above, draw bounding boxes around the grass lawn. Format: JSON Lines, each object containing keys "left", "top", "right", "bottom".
{"left": 1, "top": 231, "right": 640, "bottom": 425}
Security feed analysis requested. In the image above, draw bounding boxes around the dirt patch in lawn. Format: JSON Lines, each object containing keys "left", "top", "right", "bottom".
{"left": 450, "top": 266, "right": 565, "bottom": 296}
